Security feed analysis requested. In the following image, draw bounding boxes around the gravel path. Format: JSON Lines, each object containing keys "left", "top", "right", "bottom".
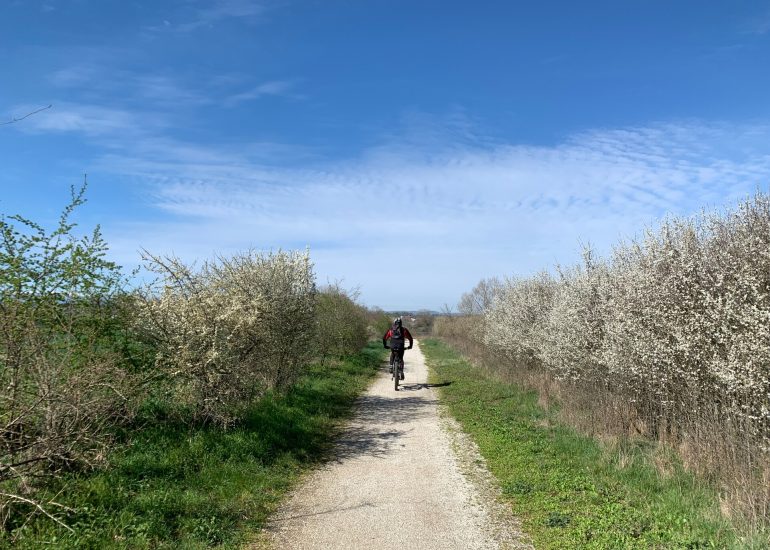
{"left": 258, "top": 340, "right": 531, "bottom": 550}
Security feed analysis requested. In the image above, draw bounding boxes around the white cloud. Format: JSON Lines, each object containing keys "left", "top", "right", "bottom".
{"left": 132, "top": 75, "right": 209, "bottom": 106}
{"left": 161, "top": 0, "right": 269, "bottom": 32}
{"left": 93, "top": 120, "right": 770, "bottom": 309}
{"left": 744, "top": 8, "right": 770, "bottom": 35}
{"left": 11, "top": 102, "right": 169, "bottom": 138}
{"left": 223, "top": 80, "right": 296, "bottom": 106}
{"left": 48, "top": 62, "right": 288, "bottom": 111}
{"left": 50, "top": 64, "right": 211, "bottom": 108}
{"left": 50, "top": 65, "right": 97, "bottom": 87}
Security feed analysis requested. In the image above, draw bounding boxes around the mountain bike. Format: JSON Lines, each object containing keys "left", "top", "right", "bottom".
{"left": 389, "top": 348, "right": 406, "bottom": 391}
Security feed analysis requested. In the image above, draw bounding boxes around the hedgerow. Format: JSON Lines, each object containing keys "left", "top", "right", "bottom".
{"left": 448, "top": 192, "right": 770, "bottom": 534}
{"left": 1, "top": 186, "right": 372, "bottom": 538}
{"left": 315, "top": 282, "right": 369, "bottom": 360}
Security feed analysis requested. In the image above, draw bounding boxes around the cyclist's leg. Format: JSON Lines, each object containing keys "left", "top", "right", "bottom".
{"left": 389, "top": 349, "right": 395, "bottom": 372}
{"left": 397, "top": 349, "right": 405, "bottom": 379}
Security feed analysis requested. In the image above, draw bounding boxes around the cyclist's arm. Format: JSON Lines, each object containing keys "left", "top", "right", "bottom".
{"left": 404, "top": 328, "right": 414, "bottom": 348}
{"left": 382, "top": 329, "right": 392, "bottom": 348}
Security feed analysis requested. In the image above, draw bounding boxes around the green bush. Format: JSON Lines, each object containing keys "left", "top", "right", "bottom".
{"left": 0, "top": 183, "right": 144, "bottom": 529}
{"left": 315, "top": 283, "right": 368, "bottom": 360}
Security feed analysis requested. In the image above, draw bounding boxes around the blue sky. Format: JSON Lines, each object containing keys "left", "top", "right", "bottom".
{"left": 2, "top": 0, "right": 770, "bottom": 310}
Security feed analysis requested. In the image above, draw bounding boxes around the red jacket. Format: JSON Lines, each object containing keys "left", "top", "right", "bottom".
{"left": 383, "top": 327, "right": 413, "bottom": 348}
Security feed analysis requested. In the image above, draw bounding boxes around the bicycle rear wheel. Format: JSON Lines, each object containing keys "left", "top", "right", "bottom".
{"left": 394, "top": 359, "right": 400, "bottom": 391}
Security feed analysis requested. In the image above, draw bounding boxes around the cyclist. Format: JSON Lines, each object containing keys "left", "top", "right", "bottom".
{"left": 382, "top": 317, "right": 413, "bottom": 380}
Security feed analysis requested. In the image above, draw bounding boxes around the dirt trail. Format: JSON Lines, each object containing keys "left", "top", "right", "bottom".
{"left": 258, "top": 340, "right": 531, "bottom": 550}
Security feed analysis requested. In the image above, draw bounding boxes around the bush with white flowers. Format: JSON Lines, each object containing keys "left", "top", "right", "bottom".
{"left": 138, "top": 249, "right": 316, "bottom": 426}
{"left": 481, "top": 193, "right": 770, "bottom": 446}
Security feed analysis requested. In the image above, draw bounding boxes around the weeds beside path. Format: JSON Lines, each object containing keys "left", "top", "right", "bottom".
{"left": 421, "top": 338, "right": 759, "bottom": 549}
{"left": 1, "top": 344, "right": 382, "bottom": 549}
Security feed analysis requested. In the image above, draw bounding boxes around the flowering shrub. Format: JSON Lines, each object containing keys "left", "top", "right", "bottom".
{"left": 482, "top": 196, "right": 770, "bottom": 441}
{"left": 484, "top": 271, "right": 556, "bottom": 365}
{"left": 540, "top": 248, "right": 610, "bottom": 383}
{"left": 138, "top": 250, "right": 316, "bottom": 426}
{"left": 466, "top": 192, "right": 770, "bottom": 527}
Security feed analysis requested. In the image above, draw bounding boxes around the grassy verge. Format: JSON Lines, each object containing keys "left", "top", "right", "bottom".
{"left": 2, "top": 343, "right": 384, "bottom": 549}
{"left": 421, "top": 338, "right": 756, "bottom": 549}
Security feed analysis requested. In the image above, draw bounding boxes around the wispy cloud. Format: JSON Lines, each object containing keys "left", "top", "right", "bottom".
{"left": 50, "top": 63, "right": 210, "bottom": 107}
{"left": 85, "top": 117, "right": 770, "bottom": 308}
{"left": 132, "top": 75, "right": 210, "bottom": 106}
{"left": 50, "top": 65, "right": 98, "bottom": 87}
{"left": 49, "top": 62, "right": 288, "bottom": 110}
{"left": 741, "top": 8, "right": 770, "bottom": 35}
{"left": 16, "top": 97, "right": 768, "bottom": 309}
{"left": 223, "top": 80, "right": 297, "bottom": 106}
{"left": 148, "top": 0, "right": 271, "bottom": 32}
{"left": 12, "top": 102, "right": 168, "bottom": 138}
{"left": 199, "top": 0, "right": 267, "bottom": 19}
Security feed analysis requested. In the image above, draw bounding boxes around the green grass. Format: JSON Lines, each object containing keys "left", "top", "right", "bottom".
{"left": 421, "top": 338, "right": 758, "bottom": 549}
{"left": 1, "top": 343, "right": 384, "bottom": 549}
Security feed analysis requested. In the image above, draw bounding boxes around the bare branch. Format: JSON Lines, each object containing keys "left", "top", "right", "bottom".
{"left": 0, "top": 492, "right": 74, "bottom": 532}
{"left": 0, "top": 104, "right": 53, "bottom": 126}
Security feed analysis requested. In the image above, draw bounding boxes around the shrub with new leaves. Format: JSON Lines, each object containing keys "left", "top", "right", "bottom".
{"left": 315, "top": 283, "right": 368, "bottom": 360}
{"left": 138, "top": 250, "right": 316, "bottom": 426}
{"left": 366, "top": 307, "right": 393, "bottom": 339}
{"left": 0, "top": 184, "right": 138, "bottom": 528}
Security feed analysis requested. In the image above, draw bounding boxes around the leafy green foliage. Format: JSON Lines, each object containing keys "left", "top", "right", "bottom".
{"left": 0, "top": 182, "right": 144, "bottom": 528}
{"left": 367, "top": 308, "right": 392, "bottom": 339}
{"left": 315, "top": 283, "right": 368, "bottom": 360}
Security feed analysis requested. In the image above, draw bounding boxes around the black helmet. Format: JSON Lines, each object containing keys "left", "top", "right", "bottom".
{"left": 393, "top": 316, "right": 402, "bottom": 327}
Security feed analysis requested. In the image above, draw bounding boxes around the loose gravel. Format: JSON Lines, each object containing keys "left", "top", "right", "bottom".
{"left": 257, "top": 340, "right": 532, "bottom": 550}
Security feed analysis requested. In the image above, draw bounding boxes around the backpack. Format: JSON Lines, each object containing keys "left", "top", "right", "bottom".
{"left": 390, "top": 324, "right": 405, "bottom": 350}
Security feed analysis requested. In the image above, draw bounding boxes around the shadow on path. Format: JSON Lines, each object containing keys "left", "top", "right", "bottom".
{"left": 271, "top": 501, "right": 377, "bottom": 523}
{"left": 398, "top": 381, "right": 453, "bottom": 392}
{"left": 327, "top": 361, "right": 452, "bottom": 463}
{"left": 332, "top": 393, "right": 432, "bottom": 461}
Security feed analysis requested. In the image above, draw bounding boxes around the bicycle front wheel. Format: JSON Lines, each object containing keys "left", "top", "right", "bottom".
{"left": 394, "top": 358, "right": 400, "bottom": 391}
